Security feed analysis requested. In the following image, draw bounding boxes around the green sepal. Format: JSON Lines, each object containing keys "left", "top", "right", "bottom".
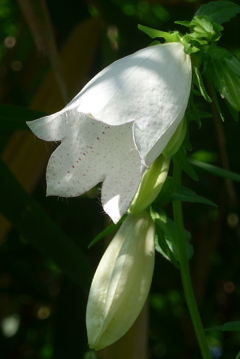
{"left": 162, "top": 117, "right": 187, "bottom": 158}
{"left": 138, "top": 24, "right": 180, "bottom": 42}
{"left": 129, "top": 155, "right": 170, "bottom": 215}
{"left": 88, "top": 214, "right": 127, "bottom": 248}
{"left": 188, "top": 16, "right": 223, "bottom": 43}
{"left": 175, "top": 20, "right": 191, "bottom": 27}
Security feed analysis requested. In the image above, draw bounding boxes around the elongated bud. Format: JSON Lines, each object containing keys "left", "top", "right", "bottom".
{"left": 86, "top": 211, "right": 155, "bottom": 350}
{"left": 129, "top": 154, "right": 170, "bottom": 215}
{"left": 162, "top": 116, "right": 187, "bottom": 158}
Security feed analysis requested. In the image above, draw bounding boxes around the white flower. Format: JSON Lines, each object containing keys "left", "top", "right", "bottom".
{"left": 86, "top": 211, "right": 155, "bottom": 350}
{"left": 27, "top": 42, "right": 191, "bottom": 223}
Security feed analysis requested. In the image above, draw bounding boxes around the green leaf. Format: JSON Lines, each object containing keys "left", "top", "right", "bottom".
{"left": 0, "top": 105, "right": 46, "bottom": 130}
{"left": 153, "top": 177, "right": 175, "bottom": 206}
{"left": 152, "top": 209, "right": 193, "bottom": 265}
{"left": 173, "top": 147, "right": 199, "bottom": 181}
{"left": 190, "top": 159, "right": 240, "bottom": 182}
{"left": 195, "top": 1, "right": 240, "bottom": 25}
{"left": 205, "top": 321, "right": 240, "bottom": 332}
{"left": 0, "top": 158, "right": 92, "bottom": 290}
{"left": 171, "top": 186, "right": 216, "bottom": 207}
{"left": 154, "top": 226, "right": 179, "bottom": 269}
{"left": 190, "top": 16, "right": 223, "bottom": 41}
{"left": 191, "top": 150, "right": 217, "bottom": 163}
{"left": 209, "top": 59, "right": 240, "bottom": 112}
{"left": 88, "top": 214, "right": 126, "bottom": 248}
{"left": 226, "top": 56, "right": 240, "bottom": 77}
{"left": 138, "top": 24, "right": 180, "bottom": 42}
{"left": 186, "top": 99, "right": 202, "bottom": 127}
{"left": 193, "top": 65, "right": 212, "bottom": 102}
{"left": 225, "top": 99, "right": 239, "bottom": 122}
{"left": 235, "top": 351, "right": 240, "bottom": 359}
{"left": 197, "top": 111, "right": 213, "bottom": 119}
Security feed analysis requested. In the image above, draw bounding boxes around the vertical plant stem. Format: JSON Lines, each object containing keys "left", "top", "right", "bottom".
{"left": 172, "top": 161, "right": 212, "bottom": 359}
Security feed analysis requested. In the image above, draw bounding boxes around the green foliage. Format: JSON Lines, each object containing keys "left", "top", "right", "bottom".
{"left": 190, "top": 159, "right": 240, "bottom": 182}
{"left": 195, "top": 1, "right": 240, "bottom": 24}
{"left": 205, "top": 321, "right": 240, "bottom": 332}
{"left": 153, "top": 209, "right": 193, "bottom": 268}
{"left": 173, "top": 147, "right": 198, "bottom": 181}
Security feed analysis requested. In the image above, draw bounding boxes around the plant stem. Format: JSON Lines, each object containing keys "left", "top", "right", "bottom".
{"left": 173, "top": 161, "right": 212, "bottom": 359}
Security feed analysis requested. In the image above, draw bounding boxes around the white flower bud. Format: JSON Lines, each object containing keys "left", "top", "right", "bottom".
{"left": 86, "top": 211, "right": 155, "bottom": 350}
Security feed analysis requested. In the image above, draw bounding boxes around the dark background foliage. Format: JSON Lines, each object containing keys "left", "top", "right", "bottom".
{"left": 0, "top": 0, "right": 240, "bottom": 358}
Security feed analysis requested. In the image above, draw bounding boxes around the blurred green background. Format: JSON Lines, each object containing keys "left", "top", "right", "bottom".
{"left": 0, "top": 0, "right": 240, "bottom": 358}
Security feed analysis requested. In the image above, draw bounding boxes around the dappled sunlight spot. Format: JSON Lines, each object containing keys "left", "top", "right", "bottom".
{"left": 37, "top": 306, "right": 51, "bottom": 320}
{"left": 4, "top": 36, "right": 16, "bottom": 48}
{"left": 11, "top": 60, "right": 22, "bottom": 71}
{"left": 1, "top": 314, "right": 20, "bottom": 337}
{"left": 227, "top": 212, "right": 239, "bottom": 228}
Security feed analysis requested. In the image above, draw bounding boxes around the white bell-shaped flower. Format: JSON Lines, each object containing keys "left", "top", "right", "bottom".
{"left": 86, "top": 211, "right": 155, "bottom": 350}
{"left": 27, "top": 42, "right": 191, "bottom": 223}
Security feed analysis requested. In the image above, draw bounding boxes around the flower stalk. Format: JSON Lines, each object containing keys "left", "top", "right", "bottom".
{"left": 172, "top": 161, "right": 211, "bottom": 359}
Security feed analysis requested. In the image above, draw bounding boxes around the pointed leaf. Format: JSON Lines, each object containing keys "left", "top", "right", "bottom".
{"left": 190, "top": 159, "right": 240, "bottom": 182}
{"left": 205, "top": 321, "right": 240, "bottom": 332}
{"left": 193, "top": 66, "right": 212, "bottom": 102}
{"left": 173, "top": 147, "right": 199, "bottom": 181}
{"left": 195, "top": 1, "right": 240, "bottom": 25}
{"left": 88, "top": 215, "right": 126, "bottom": 248}
{"left": 171, "top": 186, "right": 216, "bottom": 207}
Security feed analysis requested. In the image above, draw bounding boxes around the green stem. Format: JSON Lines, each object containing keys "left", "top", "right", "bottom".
{"left": 172, "top": 161, "right": 211, "bottom": 359}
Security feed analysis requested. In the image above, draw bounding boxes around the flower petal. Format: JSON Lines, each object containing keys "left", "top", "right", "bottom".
{"left": 86, "top": 211, "right": 155, "bottom": 350}
{"left": 133, "top": 42, "right": 192, "bottom": 166}
{"left": 67, "top": 43, "right": 191, "bottom": 132}
{"left": 29, "top": 111, "right": 143, "bottom": 223}
{"left": 27, "top": 110, "right": 67, "bottom": 142}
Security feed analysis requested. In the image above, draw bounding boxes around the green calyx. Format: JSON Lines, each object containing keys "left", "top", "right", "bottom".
{"left": 129, "top": 154, "right": 170, "bottom": 215}
{"left": 162, "top": 117, "right": 187, "bottom": 158}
